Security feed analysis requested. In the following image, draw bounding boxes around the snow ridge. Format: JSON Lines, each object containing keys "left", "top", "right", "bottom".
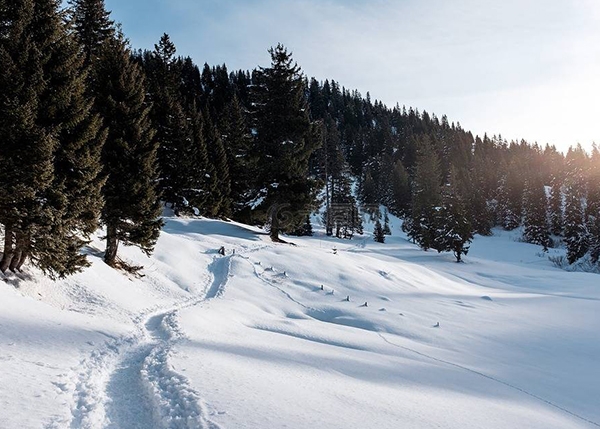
{"left": 240, "top": 253, "right": 600, "bottom": 428}
{"left": 377, "top": 333, "right": 600, "bottom": 428}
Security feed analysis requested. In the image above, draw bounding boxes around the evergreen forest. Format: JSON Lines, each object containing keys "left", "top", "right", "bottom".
{"left": 1, "top": 0, "right": 599, "bottom": 277}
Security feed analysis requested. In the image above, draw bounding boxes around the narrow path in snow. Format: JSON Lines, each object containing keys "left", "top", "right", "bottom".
{"left": 104, "top": 343, "right": 156, "bottom": 429}
{"left": 56, "top": 251, "right": 246, "bottom": 429}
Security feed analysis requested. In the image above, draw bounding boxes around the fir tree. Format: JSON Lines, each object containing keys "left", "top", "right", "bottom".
{"left": 359, "top": 170, "right": 378, "bottom": 215}
{"left": 203, "top": 108, "right": 232, "bottom": 218}
{"left": 251, "top": 44, "right": 319, "bottom": 241}
{"left": 68, "top": 0, "right": 114, "bottom": 67}
{"left": 383, "top": 209, "right": 392, "bottom": 235}
{"left": 548, "top": 177, "right": 563, "bottom": 236}
{"left": 144, "top": 33, "right": 209, "bottom": 213}
{"left": 327, "top": 161, "right": 361, "bottom": 239}
{"left": 373, "top": 219, "right": 385, "bottom": 243}
{"left": 563, "top": 183, "right": 588, "bottom": 264}
{"left": 496, "top": 172, "right": 521, "bottom": 230}
{"left": 409, "top": 136, "right": 441, "bottom": 250}
{"left": 320, "top": 115, "right": 348, "bottom": 235}
{"left": 95, "top": 35, "right": 162, "bottom": 267}
{"left": 295, "top": 215, "right": 313, "bottom": 237}
{"left": 353, "top": 206, "right": 364, "bottom": 236}
{"left": 434, "top": 173, "right": 473, "bottom": 262}
{"left": 464, "top": 162, "right": 493, "bottom": 236}
{"left": 183, "top": 106, "right": 212, "bottom": 214}
{"left": 221, "top": 95, "right": 255, "bottom": 217}
{"left": 390, "top": 160, "right": 411, "bottom": 217}
{"left": 0, "top": 0, "right": 105, "bottom": 277}
{"left": 522, "top": 178, "right": 551, "bottom": 250}
{"left": 586, "top": 145, "right": 600, "bottom": 264}
{"left": 0, "top": 0, "right": 52, "bottom": 274}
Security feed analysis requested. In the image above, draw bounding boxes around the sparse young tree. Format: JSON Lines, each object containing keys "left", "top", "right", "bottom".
{"left": 383, "top": 209, "right": 392, "bottom": 235}
{"left": 373, "top": 219, "right": 385, "bottom": 243}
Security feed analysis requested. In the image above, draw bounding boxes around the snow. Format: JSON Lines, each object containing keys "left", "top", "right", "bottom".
{"left": 1, "top": 215, "right": 599, "bottom": 428}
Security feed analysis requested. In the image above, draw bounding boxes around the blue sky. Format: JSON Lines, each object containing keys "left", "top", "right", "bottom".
{"left": 100, "top": 0, "right": 600, "bottom": 151}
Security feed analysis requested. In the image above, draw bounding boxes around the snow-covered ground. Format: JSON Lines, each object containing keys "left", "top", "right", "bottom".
{"left": 1, "top": 215, "right": 599, "bottom": 429}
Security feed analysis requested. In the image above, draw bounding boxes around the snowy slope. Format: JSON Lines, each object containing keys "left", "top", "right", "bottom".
{"left": 1, "top": 216, "right": 599, "bottom": 429}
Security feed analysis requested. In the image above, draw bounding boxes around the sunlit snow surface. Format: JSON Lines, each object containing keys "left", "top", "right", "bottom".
{"left": 1, "top": 214, "right": 599, "bottom": 429}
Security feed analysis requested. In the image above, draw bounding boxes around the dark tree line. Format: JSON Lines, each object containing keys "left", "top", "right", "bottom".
{"left": 1, "top": 0, "right": 599, "bottom": 277}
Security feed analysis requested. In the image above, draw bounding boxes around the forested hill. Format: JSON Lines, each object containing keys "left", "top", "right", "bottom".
{"left": 1, "top": 0, "right": 599, "bottom": 279}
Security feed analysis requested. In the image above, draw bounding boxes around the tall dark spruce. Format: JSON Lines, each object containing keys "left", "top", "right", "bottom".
{"left": 221, "top": 95, "right": 255, "bottom": 218}
{"left": 522, "top": 177, "right": 551, "bottom": 250}
{"left": 251, "top": 44, "right": 319, "bottom": 241}
{"left": 406, "top": 136, "right": 441, "bottom": 250}
{"left": 68, "top": 0, "right": 114, "bottom": 67}
{"left": 563, "top": 183, "right": 588, "bottom": 265}
{"left": 586, "top": 145, "right": 600, "bottom": 265}
{"left": 95, "top": 35, "right": 162, "bottom": 267}
{"left": 203, "top": 108, "right": 232, "bottom": 218}
{"left": 0, "top": 0, "right": 105, "bottom": 278}
{"left": 434, "top": 171, "right": 473, "bottom": 262}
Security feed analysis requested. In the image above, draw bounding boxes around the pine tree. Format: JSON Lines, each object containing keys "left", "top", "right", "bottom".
{"left": 409, "top": 136, "right": 441, "bottom": 250}
{"left": 522, "top": 178, "right": 551, "bottom": 250}
{"left": 360, "top": 169, "right": 378, "bottom": 214}
{"left": 353, "top": 206, "right": 364, "bottom": 236}
{"left": 144, "top": 33, "right": 208, "bottom": 213}
{"left": 496, "top": 172, "right": 521, "bottom": 230}
{"left": 548, "top": 177, "right": 563, "bottom": 236}
{"left": 68, "top": 0, "right": 114, "bottom": 67}
{"left": 183, "top": 106, "right": 212, "bottom": 214}
{"left": 0, "top": 0, "right": 105, "bottom": 277}
{"left": 434, "top": 177, "right": 473, "bottom": 262}
{"left": 320, "top": 115, "right": 348, "bottom": 235}
{"left": 0, "top": 0, "right": 52, "bottom": 274}
{"left": 586, "top": 145, "right": 600, "bottom": 264}
{"left": 373, "top": 219, "right": 385, "bottom": 243}
{"left": 383, "top": 209, "right": 392, "bottom": 235}
{"left": 465, "top": 161, "right": 493, "bottom": 236}
{"left": 221, "top": 95, "right": 255, "bottom": 217}
{"left": 563, "top": 183, "right": 588, "bottom": 264}
{"left": 390, "top": 160, "right": 411, "bottom": 217}
{"left": 203, "top": 108, "right": 232, "bottom": 218}
{"left": 95, "top": 35, "right": 162, "bottom": 267}
{"left": 295, "top": 215, "right": 313, "bottom": 237}
{"left": 251, "top": 44, "right": 319, "bottom": 241}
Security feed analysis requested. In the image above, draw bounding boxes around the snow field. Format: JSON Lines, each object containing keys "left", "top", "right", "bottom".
{"left": 1, "top": 215, "right": 599, "bottom": 428}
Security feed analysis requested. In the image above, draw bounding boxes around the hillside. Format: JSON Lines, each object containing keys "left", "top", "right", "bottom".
{"left": 1, "top": 215, "right": 599, "bottom": 429}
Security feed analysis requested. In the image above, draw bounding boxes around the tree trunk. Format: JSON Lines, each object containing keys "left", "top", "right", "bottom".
{"left": 0, "top": 225, "right": 15, "bottom": 274}
{"left": 104, "top": 224, "right": 119, "bottom": 266}
{"left": 454, "top": 249, "right": 462, "bottom": 263}
{"left": 14, "top": 233, "right": 30, "bottom": 272}
{"left": 9, "top": 231, "right": 24, "bottom": 272}
{"left": 270, "top": 205, "right": 280, "bottom": 242}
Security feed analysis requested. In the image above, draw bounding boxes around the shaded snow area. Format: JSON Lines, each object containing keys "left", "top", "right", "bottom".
{"left": 1, "top": 216, "right": 599, "bottom": 429}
